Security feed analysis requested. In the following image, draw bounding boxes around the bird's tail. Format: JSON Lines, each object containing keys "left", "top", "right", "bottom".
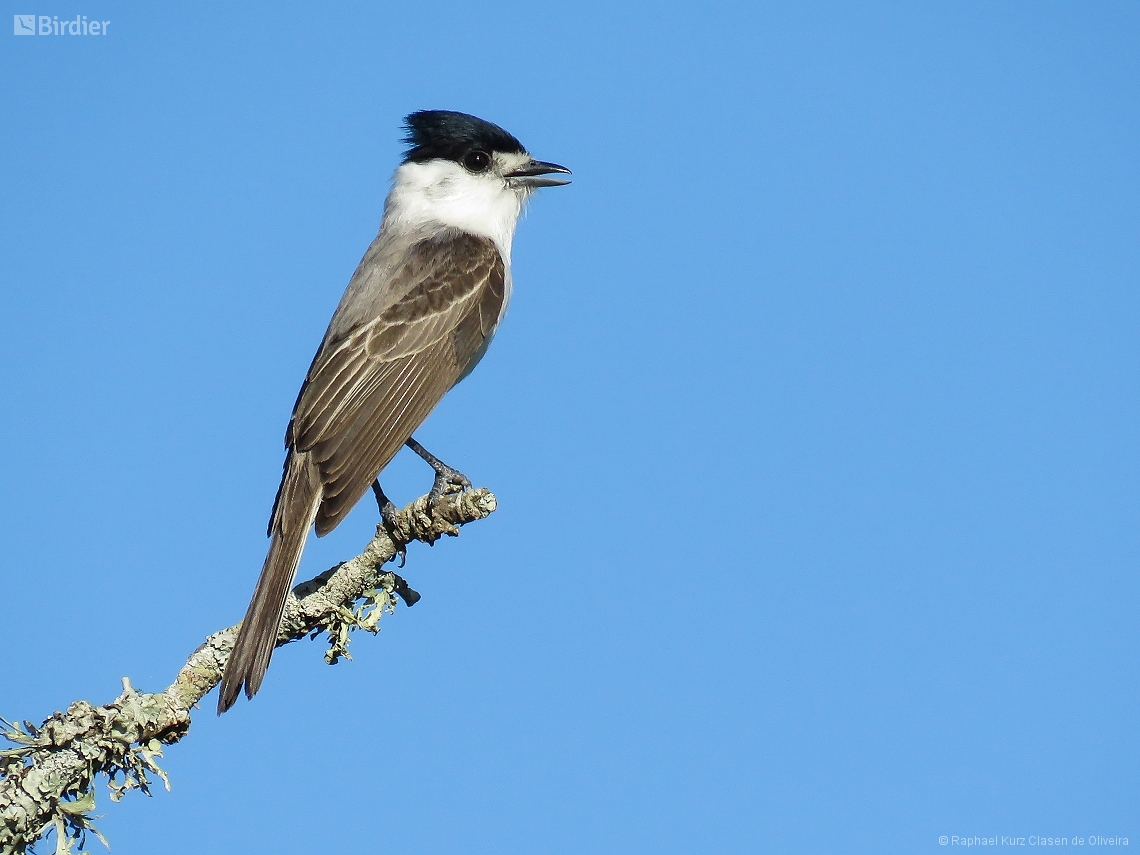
{"left": 218, "top": 452, "right": 321, "bottom": 714}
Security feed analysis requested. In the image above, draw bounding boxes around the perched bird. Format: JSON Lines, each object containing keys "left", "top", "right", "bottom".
{"left": 218, "top": 111, "right": 570, "bottom": 713}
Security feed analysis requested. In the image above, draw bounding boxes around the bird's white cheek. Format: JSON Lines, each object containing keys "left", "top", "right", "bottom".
{"left": 387, "top": 161, "right": 523, "bottom": 259}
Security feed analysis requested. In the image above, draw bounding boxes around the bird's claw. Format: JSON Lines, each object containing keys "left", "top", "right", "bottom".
{"left": 404, "top": 438, "right": 471, "bottom": 513}
{"left": 427, "top": 465, "right": 472, "bottom": 510}
{"left": 381, "top": 508, "right": 407, "bottom": 567}
{"left": 373, "top": 482, "right": 407, "bottom": 567}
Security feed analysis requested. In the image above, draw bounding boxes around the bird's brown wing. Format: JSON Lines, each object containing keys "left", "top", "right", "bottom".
{"left": 280, "top": 230, "right": 505, "bottom": 536}
{"left": 220, "top": 230, "right": 505, "bottom": 713}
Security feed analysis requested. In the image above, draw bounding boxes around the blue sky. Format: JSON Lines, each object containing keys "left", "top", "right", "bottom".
{"left": 2, "top": 2, "right": 1137, "bottom": 852}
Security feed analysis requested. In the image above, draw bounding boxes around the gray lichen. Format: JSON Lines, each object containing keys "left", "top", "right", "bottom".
{"left": 0, "top": 488, "right": 496, "bottom": 855}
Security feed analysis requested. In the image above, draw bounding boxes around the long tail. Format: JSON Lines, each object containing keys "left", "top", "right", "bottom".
{"left": 218, "top": 452, "right": 321, "bottom": 714}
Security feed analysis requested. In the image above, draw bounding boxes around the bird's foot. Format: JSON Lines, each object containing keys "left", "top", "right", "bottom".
{"left": 428, "top": 462, "right": 472, "bottom": 509}
{"left": 372, "top": 480, "right": 407, "bottom": 567}
{"left": 405, "top": 437, "right": 472, "bottom": 513}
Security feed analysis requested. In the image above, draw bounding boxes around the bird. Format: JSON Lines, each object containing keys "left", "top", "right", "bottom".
{"left": 217, "top": 110, "right": 570, "bottom": 714}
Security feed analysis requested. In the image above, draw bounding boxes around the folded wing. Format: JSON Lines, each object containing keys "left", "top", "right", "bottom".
{"left": 283, "top": 230, "right": 505, "bottom": 536}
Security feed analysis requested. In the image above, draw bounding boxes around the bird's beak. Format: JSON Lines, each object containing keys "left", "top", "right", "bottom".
{"left": 505, "top": 159, "right": 572, "bottom": 188}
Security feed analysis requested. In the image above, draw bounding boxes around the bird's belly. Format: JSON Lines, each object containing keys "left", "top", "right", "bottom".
{"left": 454, "top": 328, "right": 496, "bottom": 386}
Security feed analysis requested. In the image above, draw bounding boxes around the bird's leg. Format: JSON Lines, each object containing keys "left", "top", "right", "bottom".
{"left": 371, "top": 480, "right": 420, "bottom": 604}
{"left": 405, "top": 437, "right": 472, "bottom": 509}
{"left": 371, "top": 479, "right": 409, "bottom": 570}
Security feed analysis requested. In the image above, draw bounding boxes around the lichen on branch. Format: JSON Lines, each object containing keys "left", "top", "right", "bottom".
{"left": 0, "top": 487, "right": 497, "bottom": 855}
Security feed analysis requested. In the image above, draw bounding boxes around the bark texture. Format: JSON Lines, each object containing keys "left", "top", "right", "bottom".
{"left": 0, "top": 488, "right": 496, "bottom": 855}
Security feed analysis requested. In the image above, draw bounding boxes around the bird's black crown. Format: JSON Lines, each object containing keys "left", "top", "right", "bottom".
{"left": 402, "top": 110, "right": 526, "bottom": 164}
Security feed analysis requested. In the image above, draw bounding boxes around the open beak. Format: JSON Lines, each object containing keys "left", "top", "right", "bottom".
{"left": 505, "top": 159, "right": 572, "bottom": 188}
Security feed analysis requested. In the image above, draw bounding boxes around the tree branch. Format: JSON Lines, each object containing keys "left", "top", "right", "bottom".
{"left": 0, "top": 488, "right": 497, "bottom": 855}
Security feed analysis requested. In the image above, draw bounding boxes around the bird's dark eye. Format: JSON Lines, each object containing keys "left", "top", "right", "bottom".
{"left": 464, "top": 150, "right": 491, "bottom": 173}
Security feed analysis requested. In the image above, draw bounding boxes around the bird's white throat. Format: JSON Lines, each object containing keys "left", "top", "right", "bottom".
{"left": 383, "top": 157, "right": 532, "bottom": 260}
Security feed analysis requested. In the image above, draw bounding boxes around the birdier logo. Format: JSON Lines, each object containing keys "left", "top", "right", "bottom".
{"left": 13, "top": 14, "right": 110, "bottom": 35}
